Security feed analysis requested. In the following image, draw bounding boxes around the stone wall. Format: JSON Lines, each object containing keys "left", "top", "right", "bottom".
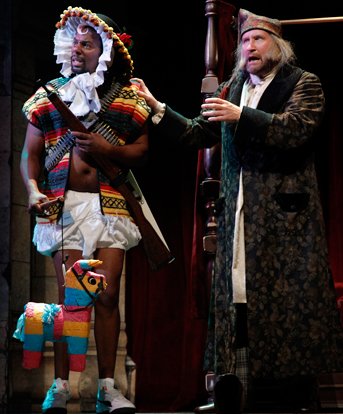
{"left": 0, "top": 0, "right": 12, "bottom": 409}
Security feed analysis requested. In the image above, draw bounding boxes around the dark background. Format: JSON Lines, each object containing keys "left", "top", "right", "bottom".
{"left": 12, "top": 1, "right": 343, "bottom": 411}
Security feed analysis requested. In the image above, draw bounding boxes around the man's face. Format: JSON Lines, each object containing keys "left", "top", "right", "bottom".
{"left": 71, "top": 26, "right": 102, "bottom": 74}
{"left": 241, "top": 29, "right": 279, "bottom": 77}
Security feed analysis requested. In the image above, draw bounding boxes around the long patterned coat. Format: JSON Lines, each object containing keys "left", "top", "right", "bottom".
{"left": 157, "top": 64, "right": 343, "bottom": 379}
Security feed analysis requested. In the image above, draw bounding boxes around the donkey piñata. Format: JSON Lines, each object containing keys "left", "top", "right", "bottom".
{"left": 13, "top": 259, "right": 107, "bottom": 372}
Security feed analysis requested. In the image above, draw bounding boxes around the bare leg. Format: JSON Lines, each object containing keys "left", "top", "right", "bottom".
{"left": 52, "top": 249, "right": 83, "bottom": 380}
{"left": 93, "top": 248, "right": 125, "bottom": 379}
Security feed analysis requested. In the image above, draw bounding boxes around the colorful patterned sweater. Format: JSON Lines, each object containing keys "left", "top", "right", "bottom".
{"left": 22, "top": 77, "right": 150, "bottom": 223}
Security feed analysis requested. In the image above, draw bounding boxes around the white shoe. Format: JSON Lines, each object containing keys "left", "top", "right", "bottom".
{"left": 42, "top": 378, "right": 71, "bottom": 414}
{"left": 96, "top": 378, "right": 136, "bottom": 414}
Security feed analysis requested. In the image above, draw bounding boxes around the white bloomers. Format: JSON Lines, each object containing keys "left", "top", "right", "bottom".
{"left": 33, "top": 190, "right": 141, "bottom": 258}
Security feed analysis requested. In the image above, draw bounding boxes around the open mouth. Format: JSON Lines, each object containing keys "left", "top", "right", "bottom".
{"left": 248, "top": 56, "right": 259, "bottom": 62}
{"left": 72, "top": 56, "right": 84, "bottom": 65}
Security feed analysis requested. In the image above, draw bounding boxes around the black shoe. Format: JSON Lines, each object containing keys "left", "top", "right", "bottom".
{"left": 214, "top": 374, "right": 243, "bottom": 414}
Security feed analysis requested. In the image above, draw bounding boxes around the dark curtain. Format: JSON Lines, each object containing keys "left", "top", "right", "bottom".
{"left": 325, "top": 84, "right": 343, "bottom": 283}
{"left": 320, "top": 77, "right": 343, "bottom": 324}
{"left": 126, "top": 144, "right": 209, "bottom": 411}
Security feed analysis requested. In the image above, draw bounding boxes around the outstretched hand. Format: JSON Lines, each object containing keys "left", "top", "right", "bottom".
{"left": 130, "top": 78, "right": 161, "bottom": 113}
{"left": 202, "top": 97, "right": 242, "bottom": 123}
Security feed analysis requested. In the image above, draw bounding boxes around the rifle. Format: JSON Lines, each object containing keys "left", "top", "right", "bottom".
{"left": 39, "top": 80, "right": 174, "bottom": 271}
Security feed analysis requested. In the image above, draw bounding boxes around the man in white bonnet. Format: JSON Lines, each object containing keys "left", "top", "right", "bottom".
{"left": 20, "top": 6, "right": 150, "bottom": 414}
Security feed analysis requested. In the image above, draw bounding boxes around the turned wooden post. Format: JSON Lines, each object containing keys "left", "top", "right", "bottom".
{"left": 201, "top": 0, "right": 221, "bottom": 258}
{"left": 190, "top": 1, "right": 236, "bottom": 320}
{"left": 200, "top": 0, "right": 236, "bottom": 267}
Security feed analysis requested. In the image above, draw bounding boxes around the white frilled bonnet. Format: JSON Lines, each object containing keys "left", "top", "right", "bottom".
{"left": 53, "top": 6, "right": 134, "bottom": 116}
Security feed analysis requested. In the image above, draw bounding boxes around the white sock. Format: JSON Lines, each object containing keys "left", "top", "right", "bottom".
{"left": 98, "top": 378, "right": 114, "bottom": 390}
{"left": 55, "top": 378, "right": 70, "bottom": 392}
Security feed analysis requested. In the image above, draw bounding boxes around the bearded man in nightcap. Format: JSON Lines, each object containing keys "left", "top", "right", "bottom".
{"left": 133, "top": 7, "right": 343, "bottom": 413}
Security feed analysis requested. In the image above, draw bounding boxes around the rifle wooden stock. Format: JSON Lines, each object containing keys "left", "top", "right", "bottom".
{"left": 39, "top": 80, "right": 174, "bottom": 270}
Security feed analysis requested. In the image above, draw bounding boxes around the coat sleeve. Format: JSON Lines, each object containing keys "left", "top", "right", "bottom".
{"left": 154, "top": 83, "right": 225, "bottom": 149}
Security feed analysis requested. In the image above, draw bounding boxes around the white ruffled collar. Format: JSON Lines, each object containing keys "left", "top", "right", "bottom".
{"left": 58, "top": 73, "right": 101, "bottom": 117}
